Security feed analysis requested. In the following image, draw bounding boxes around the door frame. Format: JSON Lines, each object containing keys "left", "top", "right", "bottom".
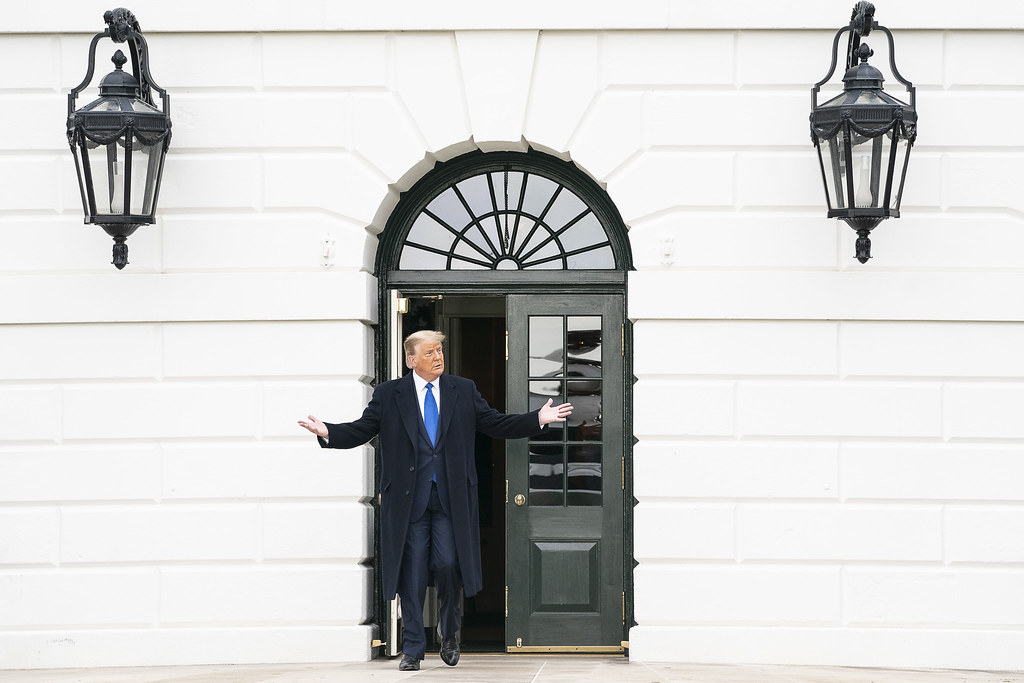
{"left": 370, "top": 148, "right": 636, "bottom": 655}
{"left": 373, "top": 282, "right": 635, "bottom": 655}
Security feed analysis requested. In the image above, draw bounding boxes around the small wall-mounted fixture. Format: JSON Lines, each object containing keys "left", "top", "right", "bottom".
{"left": 810, "top": 2, "right": 917, "bottom": 263}
{"left": 321, "top": 233, "right": 336, "bottom": 268}
{"left": 66, "top": 8, "right": 171, "bottom": 270}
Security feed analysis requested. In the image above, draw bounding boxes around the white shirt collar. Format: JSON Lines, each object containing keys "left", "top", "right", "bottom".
{"left": 411, "top": 371, "right": 440, "bottom": 411}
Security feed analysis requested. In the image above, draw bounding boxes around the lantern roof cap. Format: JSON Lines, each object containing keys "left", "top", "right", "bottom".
{"left": 841, "top": 43, "right": 885, "bottom": 91}
{"left": 98, "top": 50, "right": 141, "bottom": 98}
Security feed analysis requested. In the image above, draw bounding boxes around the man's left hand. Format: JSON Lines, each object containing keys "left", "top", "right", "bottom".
{"left": 538, "top": 398, "right": 574, "bottom": 425}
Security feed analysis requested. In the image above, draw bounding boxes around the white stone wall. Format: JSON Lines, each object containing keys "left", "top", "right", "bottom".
{"left": 1, "top": 0, "right": 1022, "bottom": 672}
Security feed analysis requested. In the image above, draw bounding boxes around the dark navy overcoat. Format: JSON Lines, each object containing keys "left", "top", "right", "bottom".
{"left": 319, "top": 371, "right": 543, "bottom": 601}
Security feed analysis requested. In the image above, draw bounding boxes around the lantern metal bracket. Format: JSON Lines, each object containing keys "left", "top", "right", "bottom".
{"left": 810, "top": 2, "right": 915, "bottom": 113}
{"left": 67, "top": 8, "right": 171, "bottom": 139}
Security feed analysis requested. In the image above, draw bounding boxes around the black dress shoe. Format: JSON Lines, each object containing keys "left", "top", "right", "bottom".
{"left": 439, "top": 636, "right": 460, "bottom": 666}
{"left": 398, "top": 654, "right": 420, "bottom": 671}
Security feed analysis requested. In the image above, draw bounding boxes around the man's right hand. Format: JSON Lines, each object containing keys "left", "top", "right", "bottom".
{"left": 298, "top": 415, "right": 328, "bottom": 439}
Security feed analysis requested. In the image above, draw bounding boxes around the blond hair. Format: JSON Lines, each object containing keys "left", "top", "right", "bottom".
{"left": 404, "top": 330, "right": 445, "bottom": 367}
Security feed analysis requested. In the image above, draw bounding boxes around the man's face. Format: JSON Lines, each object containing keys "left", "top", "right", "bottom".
{"left": 408, "top": 340, "right": 444, "bottom": 382}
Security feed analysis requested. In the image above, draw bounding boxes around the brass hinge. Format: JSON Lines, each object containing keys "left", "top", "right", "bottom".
{"left": 505, "top": 330, "right": 509, "bottom": 360}
{"left": 505, "top": 585, "right": 509, "bottom": 617}
{"left": 517, "top": 637, "right": 522, "bottom": 648}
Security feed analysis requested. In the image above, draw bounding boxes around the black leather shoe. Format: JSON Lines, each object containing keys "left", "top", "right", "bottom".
{"left": 398, "top": 654, "right": 420, "bottom": 671}
{"left": 440, "top": 636, "right": 460, "bottom": 666}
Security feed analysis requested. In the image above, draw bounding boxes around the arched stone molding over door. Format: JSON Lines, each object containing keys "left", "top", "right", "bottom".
{"left": 373, "top": 147, "right": 636, "bottom": 655}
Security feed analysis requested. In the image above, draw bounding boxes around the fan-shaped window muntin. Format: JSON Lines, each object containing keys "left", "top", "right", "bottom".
{"left": 398, "top": 169, "right": 616, "bottom": 271}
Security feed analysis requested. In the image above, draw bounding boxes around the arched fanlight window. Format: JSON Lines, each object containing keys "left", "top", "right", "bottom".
{"left": 381, "top": 150, "right": 630, "bottom": 274}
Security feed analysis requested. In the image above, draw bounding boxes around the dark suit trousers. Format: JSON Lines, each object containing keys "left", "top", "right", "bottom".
{"left": 397, "top": 482, "right": 463, "bottom": 659}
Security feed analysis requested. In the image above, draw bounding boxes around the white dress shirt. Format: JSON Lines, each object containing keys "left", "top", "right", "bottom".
{"left": 411, "top": 371, "right": 441, "bottom": 420}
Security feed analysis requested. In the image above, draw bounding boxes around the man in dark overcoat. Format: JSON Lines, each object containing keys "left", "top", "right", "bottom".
{"left": 299, "top": 330, "right": 572, "bottom": 671}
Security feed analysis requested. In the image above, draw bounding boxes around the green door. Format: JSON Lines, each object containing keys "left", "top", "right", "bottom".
{"left": 505, "top": 294, "right": 624, "bottom": 653}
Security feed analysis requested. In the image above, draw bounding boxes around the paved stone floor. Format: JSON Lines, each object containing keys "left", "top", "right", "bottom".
{"left": 0, "top": 657, "right": 1021, "bottom": 683}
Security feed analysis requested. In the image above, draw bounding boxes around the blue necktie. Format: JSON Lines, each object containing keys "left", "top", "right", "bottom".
{"left": 425, "top": 383, "right": 439, "bottom": 483}
{"left": 424, "top": 382, "right": 438, "bottom": 447}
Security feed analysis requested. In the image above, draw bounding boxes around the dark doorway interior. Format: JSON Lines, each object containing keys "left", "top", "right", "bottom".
{"left": 400, "top": 296, "right": 506, "bottom": 653}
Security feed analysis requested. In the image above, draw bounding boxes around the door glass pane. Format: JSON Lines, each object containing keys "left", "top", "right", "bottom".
{"left": 567, "top": 316, "right": 602, "bottom": 440}
{"left": 401, "top": 213, "right": 454, "bottom": 269}
{"left": 520, "top": 174, "right": 559, "bottom": 218}
{"left": 526, "top": 313, "right": 607, "bottom": 506}
{"left": 567, "top": 445, "right": 602, "bottom": 506}
{"left": 426, "top": 187, "right": 471, "bottom": 227}
{"left": 530, "top": 243, "right": 565, "bottom": 269}
{"left": 566, "top": 244, "right": 616, "bottom": 269}
{"left": 558, "top": 212, "right": 602, "bottom": 251}
{"left": 530, "top": 316, "right": 564, "bottom": 377}
{"left": 567, "top": 316, "right": 601, "bottom": 362}
{"left": 529, "top": 443, "right": 564, "bottom": 506}
{"left": 453, "top": 238, "right": 490, "bottom": 268}
{"left": 567, "top": 380, "right": 601, "bottom": 441}
{"left": 544, "top": 190, "right": 589, "bottom": 231}
{"left": 530, "top": 380, "right": 564, "bottom": 442}
{"left": 458, "top": 173, "right": 493, "bottom": 218}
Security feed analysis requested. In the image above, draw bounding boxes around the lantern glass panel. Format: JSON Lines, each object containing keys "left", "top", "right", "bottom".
{"left": 132, "top": 138, "right": 162, "bottom": 215}
{"left": 891, "top": 134, "right": 911, "bottom": 211}
{"left": 850, "top": 132, "right": 884, "bottom": 209}
{"left": 84, "top": 138, "right": 127, "bottom": 216}
{"left": 81, "top": 132, "right": 162, "bottom": 219}
{"left": 819, "top": 127, "right": 901, "bottom": 212}
{"left": 71, "top": 143, "right": 91, "bottom": 215}
{"left": 818, "top": 134, "right": 845, "bottom": 210}
{"left": 851, "top": 90, "right": 889, "bottom": 106}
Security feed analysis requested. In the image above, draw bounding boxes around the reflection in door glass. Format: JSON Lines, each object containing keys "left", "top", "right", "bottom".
{"left": 567, "top": 445, "right": 602, "bottom": 506}
{"left": 567, "top": 316, "right": 602, "bottom": 363}
{"left": 526, "top": 314, "right": 605, "bottom": 507}
{"left": 530, "top": 380, "right": 564, "bottom": 441}
{"left": 529, "top": 316, "right": 564, "bottom": 378}
{"left": 567, "top": 380, "right": 602, "bottom": 441}
{"left": 529, "top": 443, "right": 564, "bottom": 506}
{"left": 566, "top": 316, "right": 602, "bottom": 443}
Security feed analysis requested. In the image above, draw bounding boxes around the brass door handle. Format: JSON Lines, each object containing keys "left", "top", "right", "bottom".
{"left": 514, "top": 493, "right": 526, "bottom": 506}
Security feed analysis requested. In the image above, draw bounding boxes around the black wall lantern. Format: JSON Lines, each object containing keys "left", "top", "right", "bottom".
{"left": 67, "top": 8, "right": 171, "bottom": 270}
{"left": 810, "top": 2, "right": 917, "bottom": 263}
